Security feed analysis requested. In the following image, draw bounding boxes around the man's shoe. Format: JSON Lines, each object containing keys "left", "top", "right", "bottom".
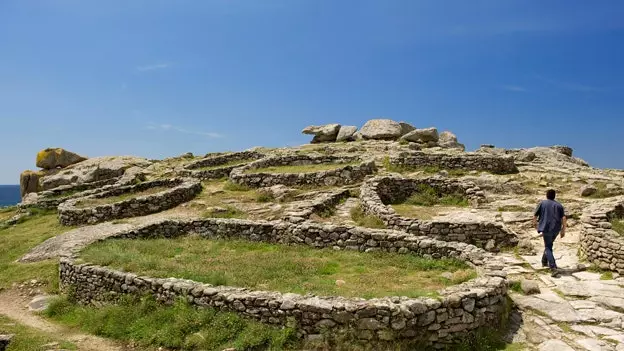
{"left": 550, "top": 269, "right": 560, "bottom": 278}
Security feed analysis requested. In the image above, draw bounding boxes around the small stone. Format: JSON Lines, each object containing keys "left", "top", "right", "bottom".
{"left": 581, "top": 185, "right": 598, "bottom": 197}
{"left": 335, "top": 279, "right": 346, "bottom": 286}
{"left": 520, "top": 279, "right": 540, "bottom": 295}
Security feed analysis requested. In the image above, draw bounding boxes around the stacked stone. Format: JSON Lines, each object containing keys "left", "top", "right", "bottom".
{"left": 59, "top": 217, "right": 508, "bottom": 347}
{"left": 283, "top": 189, "right": 351, "bottom": 221}
{"left": 580, "top": 197, "right": 624, "bottom": 272}
{"left": 177, "top": 151, "right": 265, "bottom": 180}
{"left": 230, "top": 155, "right": 377, "bottom": 188}
{"left": 57, "top": 178, "right": 202, "bottom": 226}
{"left": 359, "top": 176, "right": 518, "bottom": 250}
{"left": 19, "top": 178, "right": 120, "bottom": 209}
{"left": 390, "top": 151, "right": 518, "bottom": 175}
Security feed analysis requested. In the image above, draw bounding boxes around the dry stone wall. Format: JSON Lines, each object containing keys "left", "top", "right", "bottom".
{"left": 59, "top": 217, "right": 509, "bottom": 347}
{"left": 58, "top": 178, "right": 201, "bottom": 226}
{"left": 19, "top": 178, "right": 120, "bottom": 210}
{"left": 390, "top": 151, "right": 518, "bottom": 174}
{"left": 177, "top": 151, "right": 265, "bottom": 180}
{"left": 360, "top": 176, "right": 518, "bottom": 250}
{"left": 230, "top": 154, "right": 376, "bottom": 188}
{"left": 580, "top": 197, "right": 624, "bottom": 272}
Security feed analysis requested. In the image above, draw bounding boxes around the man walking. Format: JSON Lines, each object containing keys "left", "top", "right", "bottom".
{"left": 533, "top": 189, "right": 567, "bottom": 277}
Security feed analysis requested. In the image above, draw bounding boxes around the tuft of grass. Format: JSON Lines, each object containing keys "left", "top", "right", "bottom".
{"left": 202, "top": 206, "right": 247, "bottom": 219}
{"left": 79, "top": 237, "right": 475, "bottom": 299}
{"left": 610, "top": 218, "right": 624, "bottom": 236}
{"left": 75, "top": 186, "right": 169, "bottom": 208}
{"left": 223, "top": 181, "right": 252, "bottom": 192}
{"left": 350, "top": 205, "right": 386, "bottom": 229}
{"left": 255, "top": 192, "right": 275, "bottom": 203}
{"left": 0, "top": 315, "right": 77, "bottom": 351}
{"left": 401, "top": 184, "right": 469, "bottom": 207}
{"left": 588, "top": 182, "right": 622, "bottom": 199}
{"left": 45, "top": 295, "right": 295, "bottom": 351}
{"left": 0, "top": 210, "right": 74, "bottom": 291}
{"left": 509, "top": 281, "right": 522, "bottom": 293}
{"left": 601, "top": 271, "right": 614, "bottom": 280}
{"left": 246, "top": 162, "right": 359, "bottom": 174}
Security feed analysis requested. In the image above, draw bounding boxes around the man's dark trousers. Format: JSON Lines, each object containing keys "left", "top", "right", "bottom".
{"left": 541, "top": 231, "right": 559, "bottom": 269}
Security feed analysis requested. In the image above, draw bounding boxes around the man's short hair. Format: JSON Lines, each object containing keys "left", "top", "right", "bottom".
{"left": 546, "top": 189, "right": 556, "bottom": 200}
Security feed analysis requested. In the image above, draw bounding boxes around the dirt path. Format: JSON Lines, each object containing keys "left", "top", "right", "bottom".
{"left": 0, "top": 289, "right": 126, "bottom": 351}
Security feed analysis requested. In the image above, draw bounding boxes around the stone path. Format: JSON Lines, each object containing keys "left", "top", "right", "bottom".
{"left": 334, "top": 197, "right": 359, "bottom": 224}
{"left": 503, "top": 228, "right": 624, "bottom": 351}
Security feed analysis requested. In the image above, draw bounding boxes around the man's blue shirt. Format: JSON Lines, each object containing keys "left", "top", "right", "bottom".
{"left": 534, "top": 199, "right": 566, "bottom": 233}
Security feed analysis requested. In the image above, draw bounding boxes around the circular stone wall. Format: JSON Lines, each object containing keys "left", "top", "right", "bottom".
{"left": 59, "top": 217, "right": 509, "bottom": 348}
{"left": 580, "top": 196, "right": 624, "bottom": 272}
{"left": 389, "top": 151, "right": 518, "bottom": 174}
{"left": 58, "top": 178, "right": 201, "bottom": 226}
{"left": 360, "top": 176, "right": 517, "bottom": 250}
{"left": 229, "top": 154, "right": 376, "bottom": 188}
{"left": 177, "top": 151, "right": 265, "bottom": 180}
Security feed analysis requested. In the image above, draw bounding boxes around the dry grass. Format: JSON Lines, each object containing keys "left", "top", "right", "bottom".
{"left": 350, "top": 205, "right": 386, "bottom": 229}
{"left": 75, "top": 186, "right": 170, "bottom": 208}
{"left": 195, "top": 158, "right": 255, "bottom": 171}
{"left": 80, "top": 237, "right": 476, "bottom": 299}
{"left": 245, "top": 162, "right": 358, "bottom": 174}
{"left": 391, "top": 204, "right": 452, "bottom": 220}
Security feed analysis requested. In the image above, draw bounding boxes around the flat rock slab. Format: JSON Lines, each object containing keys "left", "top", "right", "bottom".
{"left": 573, "top": 271, "right": 603, "bottom": 281}
{"left": 539, "top": 339, "right": 575, "bottom": 351}
{"left": 28, "top": 295, "right": 56, "bottom": 312}
{"left": 555, "top": 281, "right": 624, "bottom": 299}
{"left": 575, "top": 338, "right": 616, "bottom": 351}
{"left": 513, "top": 290, "right": 581, "bottom": 323}
{"left": 590, "top": 296, "right": 624, "bottom": 313}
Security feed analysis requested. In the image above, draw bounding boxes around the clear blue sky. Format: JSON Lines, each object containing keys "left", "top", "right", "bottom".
{"left": 1, "top": 1, "right": 623, "bottom": 184}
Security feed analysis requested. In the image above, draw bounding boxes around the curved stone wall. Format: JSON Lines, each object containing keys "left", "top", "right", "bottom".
{"left": 58, "top": 178, "right": 201, "bottom": 226}
{"left": 230, "top": 155, "right": 377, "bottom": 188}
{"left": 177, "top": 151, "right": 265, "bottom": 180}
{"left": 389, "top": 151, "right": 518, "bottom": 175}
{"left": 19, "top": 178, "right": 120, "bottom": 210}
{"left": 580, "top": 197, "right": 624, "bottom": 272}
{"left": 59, "top": 217, "right": 508, "bottom": 347}
{"left": 360, "top": 176, "right": 518, "bottom": 250}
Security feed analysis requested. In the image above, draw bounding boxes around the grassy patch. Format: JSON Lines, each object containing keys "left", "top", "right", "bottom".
{"left": 75, "top": 186, "right": 169, "bottom": 208}
{"left": 588, "top": 182, "right": 621, "bottom": 199}
{"left": 45, "top": 295, "right": 295, "bottom": 351}
{"left": 350, "top": 205, "right": 386, "bottom": 229}
{"left": 601, "top": 271, "right": 614, "bottom": 280}
{"left": 246, "top": 162, "right": 358, "bottom": 174}
{"left": 0, "top": 210, "right": 74, "bottom": 290}
{"left": 509, "top": 281, "right": 522, "bottom": 293}
{"left": 202, "top": 206, "right": 247, "bottom": 219}
{"left": 0, "top": 315, "right": 77, "bottom": 351}
{"left": 610, "top": 218, "right": 624, "bottom": 236}
{"left": 195, "top": 158, "right": 255, "bottom": 171}
{"left": 222, "top": 181, "right": 252, "bottom": 192}
{"left": 399, "top": 184, "right": 469, "bottom": 207}
{"left": 79, "top": 238, "right": 475, "bottom": 299}
{"left": 381, "top": 157, "right": 468, "bottom": 176}
{"left": 46, "top": 188, "right": 85, "bottom": 199}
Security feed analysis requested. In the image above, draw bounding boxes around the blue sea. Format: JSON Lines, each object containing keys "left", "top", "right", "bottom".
{"left": 0, "top": 185, "right": 20, "bottom": 207}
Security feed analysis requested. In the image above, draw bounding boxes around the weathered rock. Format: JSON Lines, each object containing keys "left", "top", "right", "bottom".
{"left": 538, "top": 339, "right": 575, "bottom": 351}
{"left": 336, "top": 126, "right": 358, "bottom": 142}
{"left": 400, "top": 127, "right": 439, "bottom": 143}
{"left": 302, "top": 124, "right": 341, "bottom": 143}
{"left": 36, "top": 148, "right": 87, "bottom": 169}
{"left": 41, "top": 156, "right": 152, "bottom": 190}
{"left": 258, "top": 185, "right": 297, "bottom": 202}
{"left": 0, "top": 334, "right": 14, "bottom": 351}
{"left": 438, "top": 131, "right": 465, "bottom": 151}
{"left": 359, "top": 119, "right": 403, "bottom": 140}
{"left": 581, "top": 185, "right": 598, "bottom": 197}
{"left": 551, "top": 145, "right": 573, "bottom": 157}
{"left": 19, "top": 170, "right": 42, "bottom": 197}
{"left": 28, "top": 295, "right": 56, "bottom": 312}
{"left": 516, "top": 151, "right": 536, "bottom": 162}
{"left": 521, "top": 279, "right": 541, "bottom": 295}
{"left": 399, "top": 122, "right": 416, "bottom": 136}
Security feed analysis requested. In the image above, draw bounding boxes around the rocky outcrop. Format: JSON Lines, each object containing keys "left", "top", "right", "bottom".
{"left": 36, "top": 148, "right": 87, "bottom": 170}
{"left": 438, "top": 131, "right": 466, "bottom": 151}
{"left": 580, "top": 185, "right": 598, "bottom": 197}
{"left": 401, "top": 127, "right": 439, "bottom": 144}
{"left": 41, "top": 156, "right": 152, "bottom": 190}
{"left": 19, "top": 170, "right": 42, "bottom": 197}
{"left": 359, "top": 119, "right": 403, "bottom": 140}
{"left": 336, "top": 126, "right": 358, "bottom": 142}
{"left": 399, "top": 122, "right": 416, "bottom": 136}
{"left": 302, "top": 124, "right": 341, "bottom": 143}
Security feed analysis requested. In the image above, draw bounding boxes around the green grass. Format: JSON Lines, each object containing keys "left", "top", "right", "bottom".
{"left": 45, "top": 295, "right": 295, "bottom": 351}
{"left": 46, "top": 188, "right": 84, "bottom": 199}
{"left": 0, "top": 210, "right": 74, "bottom": 290}
{"left": 246, "top": 162, "right": 358, "bottom": 174}
{"left": 79, "top": 237, "right": 475, "bottom": 299}
{"left": 222, "top": 181, "right": 252, "bottom": 192}
{"left": 397, "top": 184, "right": 469, "bottom": 208}
{"left": 611, "top": 218, "right": 624, "bottom": 236}
{"left": 0, "top": 315, "right": 77, "bottom": 351}
{"left": 601, "top": 271, "right": 614, "bottom": 280}
{"left": 195, "top": 158, "right": 255, "bottom": 171}
{"left": 588, "top": 182, "right": 621, "bottom": 199}
{"left": 75, "top": 186, "right": 170, "bottom": 208}
{"left": 508, "top": 281, "right": 522, "bottom": 293}
{"left": 202, "top": 206, "right": 247, "bottom": 219}
{"left": 381, "top": 157, "right": 468, "bottom": 176}
{"left": 350, "top": 205, "right": 387, "bottom": 229}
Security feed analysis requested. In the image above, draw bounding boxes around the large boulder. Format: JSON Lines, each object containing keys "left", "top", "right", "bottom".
{"left": 36, "top": 148, "right": 87, "bottom": 170}
{"left": 580, "top": 185, "right": 597, "bottom": 197}
{"left": 438, "top": 131, "right": 465, "bottom": 151}
{"left": 401, "top": 127, "right": 439, "bottom": 143}
{"left": 359, "top": 119, "right": 403, "bottom": 140}
{"left": 551, "top": 145, "right": 573, "bottom": 157}
{"left": 399, "top": 122, "right": 416, "bottom": 136}
{"left": 302, "top": 124, "right": 341, "bottom": 143}
{"left": 336, "top": 126, "right": 358, "bottom": 142}
{"left": 19, "top": 170, "right": 42, "bottom": 197}
{"left": 40, "top": 156, "right": 152, "bottom": 190}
